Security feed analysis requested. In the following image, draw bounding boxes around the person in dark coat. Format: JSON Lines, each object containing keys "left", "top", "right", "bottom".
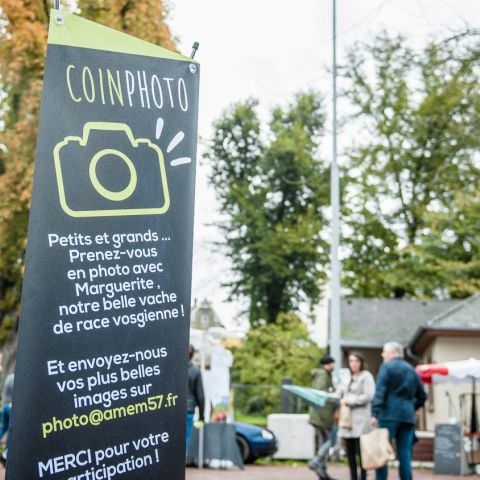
{"left": 186, "top": 344, "right": 205, "bottom": 455}
{"left": 308, "top": 355, "right": 337, "bottom": 480}
{"left": 371, "top": 341, "right": 427, "bottom": 480}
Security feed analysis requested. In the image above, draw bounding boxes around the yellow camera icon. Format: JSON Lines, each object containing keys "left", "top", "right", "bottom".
{"left": 53, "top": 122, "right": 170, "bottom": 217}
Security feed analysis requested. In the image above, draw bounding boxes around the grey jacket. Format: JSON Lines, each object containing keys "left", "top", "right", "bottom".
{"left": 187, "top": 362, "right": 205, "bottom": 420}
{"left": 338, "top": 370, "right": 375, "bottom": 439}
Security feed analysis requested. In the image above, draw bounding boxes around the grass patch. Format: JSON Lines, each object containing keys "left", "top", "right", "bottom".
{"left": 234, "top": 413, "right": 267, "bottom": 427}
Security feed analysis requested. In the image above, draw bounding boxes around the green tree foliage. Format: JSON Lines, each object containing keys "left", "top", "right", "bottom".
{"left": 0, "top": 0, "right": 50, "bottom": 321}
{"left": 205, "top": 93, "right": 330, "bottom": 325}
{"left": 342, "top": 32, "right": 480, "bottom": 298}
{"left": 416, "top": 184, "right": 480, "bottom": 298}
{"left": 0, "top": 0, "right": 175, "bottom": 340}
{"left": 232, "top": 312, "right": 322, "bottom": 414}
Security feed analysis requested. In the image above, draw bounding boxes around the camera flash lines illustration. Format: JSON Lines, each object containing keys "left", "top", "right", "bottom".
{"left": 156, "top": 117, "right": 191, "bottom": 167}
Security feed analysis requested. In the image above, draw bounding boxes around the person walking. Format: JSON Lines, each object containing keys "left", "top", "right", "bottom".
{"left": 186, "top": 344, "right": 205, "bottom": 456}
{"left": 339, "top": 352, "right": 375, "bottom": 480}
{"left": 371, "top": 341, "right": 427, "bottom": 480}
{"left": 0, "top": 372, "right": 13, "bottom": 463}
{"left": 0, "top": 373, "right": 13, "bottom": 440}
{"left": 308, "top": 355, "right": 337, "bottom": 480}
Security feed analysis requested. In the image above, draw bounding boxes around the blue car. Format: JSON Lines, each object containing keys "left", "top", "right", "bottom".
{"left": 234, "top": 422, "right": 277, "bottom": 463}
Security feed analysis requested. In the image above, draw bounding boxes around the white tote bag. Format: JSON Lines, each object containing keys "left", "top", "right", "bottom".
{"left": 360, "top": 428, "right": 396, "bottom": 470}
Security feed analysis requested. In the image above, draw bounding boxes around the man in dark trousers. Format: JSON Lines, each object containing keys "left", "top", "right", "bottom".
{"left": 308, "top": 355, "right": 337, "bottom": 480}
{"left": 371, "top": 341, "right": 427, "bottom": 480}
{"left": 186, "top": 344, "right": 205, "bottom": 455}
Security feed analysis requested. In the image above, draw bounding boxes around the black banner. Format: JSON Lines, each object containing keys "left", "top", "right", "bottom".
{"left": 7, "top": 11, "right": 199, "bottom": 480}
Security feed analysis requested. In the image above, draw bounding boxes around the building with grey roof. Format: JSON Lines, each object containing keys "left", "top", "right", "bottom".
{"left": 334, "top": 297, "right": 461, "bottom": 373}
{"left": 408, "top": 294, "right": 480, "bottom": 357}
{"left": 330, "top": 295, "right": 480, "bottom": 433}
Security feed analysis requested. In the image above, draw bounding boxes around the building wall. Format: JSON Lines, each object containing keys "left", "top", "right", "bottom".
{"left": 424, "top": 337, "right": 478, "bottom": 431}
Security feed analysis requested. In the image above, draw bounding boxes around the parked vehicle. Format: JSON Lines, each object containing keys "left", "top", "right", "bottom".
{"left": 234, "top": 421, "right": 277, "bottom": 463}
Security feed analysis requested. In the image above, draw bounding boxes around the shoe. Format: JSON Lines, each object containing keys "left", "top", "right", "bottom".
{"left": 308, "top": 461, "right": 325, "bottom": 478}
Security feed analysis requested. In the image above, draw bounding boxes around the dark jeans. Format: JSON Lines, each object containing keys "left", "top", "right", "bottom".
{"left": 0, "top": 405, "right": 11, "bottom": 439}
{"left": 0, "top": 405, "right": 11, "bottom": 462}
{"left": 309, "top": 426, "right": 332, "bottom": 476}
{"left": 186, "top": 412, "right": 195, "bottom": 456}
{"left": 376, "top": 421, "right": 414, "bottom": 480}
{"left": 345, "top": 438, "right": 366, "bottom": 480}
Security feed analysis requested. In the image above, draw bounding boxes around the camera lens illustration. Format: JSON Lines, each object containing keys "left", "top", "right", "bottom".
{"left": 53, "top": 122, "right": 170, "bottom": 217}
{"left": 89, "top": 149, "right": 137, "bottom": 202}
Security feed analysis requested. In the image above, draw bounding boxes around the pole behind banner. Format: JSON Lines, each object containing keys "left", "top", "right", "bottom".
{"left": 330, "top": 0, "right": 342, "bottom": 370}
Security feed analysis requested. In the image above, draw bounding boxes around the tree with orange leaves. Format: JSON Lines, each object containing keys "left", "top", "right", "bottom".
{"left": 0, "top": 0, "right": 176, "bottom": 348}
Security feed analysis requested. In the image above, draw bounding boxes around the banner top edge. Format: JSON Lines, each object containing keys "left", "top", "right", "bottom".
{"left": 48, "top": 10, "right": 197, "bottom": 64}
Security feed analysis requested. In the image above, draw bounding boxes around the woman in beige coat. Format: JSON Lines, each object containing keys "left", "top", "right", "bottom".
{"left": 338, "top": 352, "right": 376, "bottom": 480}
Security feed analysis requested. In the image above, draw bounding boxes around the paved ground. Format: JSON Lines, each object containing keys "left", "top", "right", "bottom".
{"left": 186, "top": 464, "right": 479, "bottom": 479}
{"left": 1, "top": 462, "right": 477, "bottom": 479}
{"left": 0, "top": 462, "right": 477, "bottom": 479}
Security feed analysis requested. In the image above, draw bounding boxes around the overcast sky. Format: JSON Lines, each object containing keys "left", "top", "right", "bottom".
{"left": 167, "top": 0, "right": 480, "bottom": 331}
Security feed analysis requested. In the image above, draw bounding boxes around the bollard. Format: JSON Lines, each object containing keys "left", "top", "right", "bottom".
{"left": 280, "top": 377, "right": 294, "bottom": 413}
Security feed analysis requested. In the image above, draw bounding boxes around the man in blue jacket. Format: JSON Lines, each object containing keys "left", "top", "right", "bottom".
{"left": 371, "top": 341, "right": 427, "bottom": 480}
